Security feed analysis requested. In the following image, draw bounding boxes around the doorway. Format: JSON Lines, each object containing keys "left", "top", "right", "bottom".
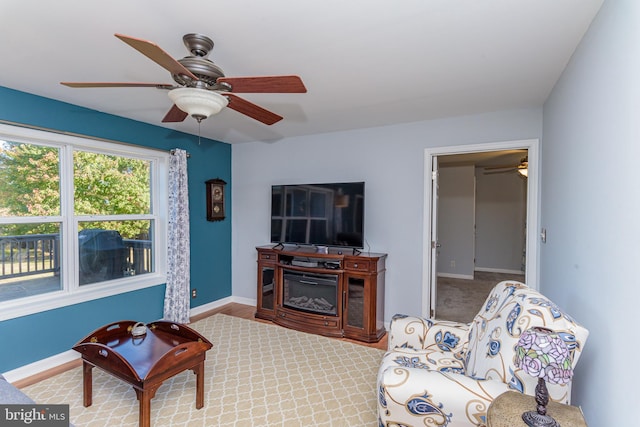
{"left": 422, "top": 139, "right": 539, "bottom": 320}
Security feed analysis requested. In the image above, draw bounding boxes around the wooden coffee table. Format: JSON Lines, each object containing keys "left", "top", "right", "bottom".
{"left": 73, "top": 320, "right": 213, "bottom": 427}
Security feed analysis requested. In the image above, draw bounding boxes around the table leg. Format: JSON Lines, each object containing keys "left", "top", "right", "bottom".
{"left": 82, "top": 361, "right": 93, "bottom": 407}
{"left": 134, "top": 388, "right": 155, "bottom": 427}
{"left": 194, "top": 362, "right": 205, "bottom": 409}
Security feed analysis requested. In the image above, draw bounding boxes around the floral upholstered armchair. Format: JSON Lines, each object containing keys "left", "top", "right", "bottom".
{"left": 377, "top": 281, "right": 589, "bottom": 427}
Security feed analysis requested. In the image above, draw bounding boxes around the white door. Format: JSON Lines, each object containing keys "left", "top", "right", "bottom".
{"left": 429, "top": 156, "right": 439, "bottom": 318}
{"left": 423, "top": 139, "right": 540, "bottom": 320}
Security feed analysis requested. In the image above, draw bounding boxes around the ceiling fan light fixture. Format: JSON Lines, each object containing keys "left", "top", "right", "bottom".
{"left": 168, "top": 87, "right": 228, "bottom": 122}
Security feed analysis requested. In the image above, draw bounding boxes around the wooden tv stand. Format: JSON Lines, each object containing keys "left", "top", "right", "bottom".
{"left": 255, "top": 245, "right": 387, "bottom": 342}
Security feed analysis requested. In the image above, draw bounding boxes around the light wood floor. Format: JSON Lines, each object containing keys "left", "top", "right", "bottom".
{"left": 14, "top": 302, "right": 387, "bottom": 389}
{"left": 194, "top": 302, "right": 388, "bottom": 351}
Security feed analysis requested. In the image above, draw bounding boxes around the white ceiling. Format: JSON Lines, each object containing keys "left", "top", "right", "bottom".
{"left": 0, "top": 0, "right": 603, "bottom": 144}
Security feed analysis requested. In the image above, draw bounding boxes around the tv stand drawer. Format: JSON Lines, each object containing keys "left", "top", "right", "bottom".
{"left": 344, "top": 260, "right": 374, "bottom": 272}
{"left": 275, "top": 308, "right": 342, "bottom": 337}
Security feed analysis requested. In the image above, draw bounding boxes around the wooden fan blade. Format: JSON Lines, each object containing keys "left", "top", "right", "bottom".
{"left": 484, "top": 168, "right": 516, "bottom": 175}
{"left": 61, "top": 82, "right": 173, "bottom": 88}
{"left": 218, "top": 75, "right": 306, "bottom": 93}
{"left": 161, "top": 104, "right": 188, "bottom": 123}
{"left": 114, "top": 33, "right": 199, "bottom": 81}
{"left": 224, "top": 93, "right": 283, "bottom": 125}
{"left": 484, "top": 164, "right": 519, "bottom": 170}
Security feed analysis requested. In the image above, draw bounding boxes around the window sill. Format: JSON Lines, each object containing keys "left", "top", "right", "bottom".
{"left": 0, "top": 274, "right": 167, "bottom": 322}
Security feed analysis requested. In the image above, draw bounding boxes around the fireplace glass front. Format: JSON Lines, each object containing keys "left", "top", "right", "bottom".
{"left": 283, "top": 269, "right": 338, "bottom": 316}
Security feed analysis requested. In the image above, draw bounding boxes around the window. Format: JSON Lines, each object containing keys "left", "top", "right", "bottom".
{"left": 278, "top": 186, "right": 332, "bottom": 244}
{"left": 0, "top": 124, "right": 168, "bottom": 320}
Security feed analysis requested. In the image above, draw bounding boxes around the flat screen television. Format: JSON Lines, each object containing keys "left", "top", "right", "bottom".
{"left": 271, "top": 182, "right": 365, "bottom": 248}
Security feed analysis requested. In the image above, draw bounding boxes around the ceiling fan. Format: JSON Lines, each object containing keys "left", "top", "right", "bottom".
{"left": 61, "top": 33, "right": 306, "bottom": 125}
{"left": 483, "top": 156, "right": 528, "bottom": 177}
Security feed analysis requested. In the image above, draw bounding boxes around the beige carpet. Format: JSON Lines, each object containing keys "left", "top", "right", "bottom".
{"left": 436, "top": 271, "right": 525, "bottom": 323}
{"left": 23, "top": 314, "right": 385, "bottom": 426}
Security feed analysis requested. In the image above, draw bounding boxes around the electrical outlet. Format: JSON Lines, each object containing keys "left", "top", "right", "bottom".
{"left": 450, "top": 260, "right": 456, "bottom": 268}
{"left": 191, "top": 289, "right": 197, "bottom": 299}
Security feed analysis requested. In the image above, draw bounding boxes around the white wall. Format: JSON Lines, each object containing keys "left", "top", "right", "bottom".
{"left": 541, "top": 0, "right": 639, "bottom": 425}
{"left": 474, "top": 169, "right": 527, "bottom": 272}
{"left": 437, "top": 165, "right": 475, "bottom": 277}
{"left": 232, "top": 108, "right": 542, "bottom": 320}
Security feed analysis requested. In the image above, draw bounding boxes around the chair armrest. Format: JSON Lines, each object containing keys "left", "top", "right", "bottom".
{"left": 378, "top": 366, "right": 513, "bottom": 426}
{"left": 388, "top": 314, "right": 470, "bottom": 354}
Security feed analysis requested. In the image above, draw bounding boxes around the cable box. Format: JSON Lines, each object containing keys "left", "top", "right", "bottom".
{"left": 324, "top": 261, "right": 341, "bottom": 270}
{"left": 291, "top": 260, "right": 319, "bottom": 268}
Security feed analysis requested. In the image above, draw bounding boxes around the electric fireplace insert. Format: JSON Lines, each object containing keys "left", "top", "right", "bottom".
{"left": 282, "top": 269, "right": 338, "bottom": 316}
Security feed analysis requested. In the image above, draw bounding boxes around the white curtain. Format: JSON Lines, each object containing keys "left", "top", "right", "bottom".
{"left": 164, "top": 149, "right": 191, "bottom": 323}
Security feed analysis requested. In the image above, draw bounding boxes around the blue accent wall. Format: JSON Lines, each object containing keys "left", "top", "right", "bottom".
{"left": 0, "top": 86, "right": 232, "bottom": 372}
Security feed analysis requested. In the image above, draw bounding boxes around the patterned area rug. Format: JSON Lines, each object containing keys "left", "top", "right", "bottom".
{"left": 23, "top": 314, "right": 384, "bottom": 427}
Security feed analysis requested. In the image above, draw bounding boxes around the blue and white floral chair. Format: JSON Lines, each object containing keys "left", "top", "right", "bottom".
{"left": 377, "top": 281, "right": 589, "bottom": 427}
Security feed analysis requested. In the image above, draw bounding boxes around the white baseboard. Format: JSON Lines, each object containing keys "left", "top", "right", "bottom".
{"left": 189, "top": 296, "right": 234, "bottom": 318}
{"left": 229, "top": 296, "right": 256, "bottom": 307}
{"left": 475, "top": 267, "right": 525, "bottom": 275}
{"left": 2, "top": 350, "right": 80, "bottom": 383}
{"left": 437, "top": 272, "right": 474, "bottom": 280}
{"left": 3, "top": 296, "right": 259, "bottom": 383}
{"left": 189, "top": 295, "right": 256, "bottom": 318}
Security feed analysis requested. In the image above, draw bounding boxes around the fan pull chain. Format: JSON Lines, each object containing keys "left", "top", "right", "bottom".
{"left": 198, "top": 120, "right": 201, "bottom": 145}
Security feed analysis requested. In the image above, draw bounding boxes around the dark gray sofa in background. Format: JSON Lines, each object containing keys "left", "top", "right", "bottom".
{"left": 1, "top": 374, "right": 74, "bottom": 426}
{"left": 0, "top": 374, "right": 35, "bottom": 404}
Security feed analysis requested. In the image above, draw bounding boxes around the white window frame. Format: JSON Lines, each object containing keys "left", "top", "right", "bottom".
{"left": 0, "top": 123, "right": 168, "bottom": 321}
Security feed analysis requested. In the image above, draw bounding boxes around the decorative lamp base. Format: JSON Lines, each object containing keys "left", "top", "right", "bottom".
{"left": 522, "top": 411, "right": 561, "bottom": 427}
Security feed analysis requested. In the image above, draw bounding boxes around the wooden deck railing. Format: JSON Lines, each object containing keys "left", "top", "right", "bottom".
{"left": 0, "top": 233, "right": 152, "bottom": 281}
{"left": 0, "top": 234, "right": 59, "bottom": 279}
